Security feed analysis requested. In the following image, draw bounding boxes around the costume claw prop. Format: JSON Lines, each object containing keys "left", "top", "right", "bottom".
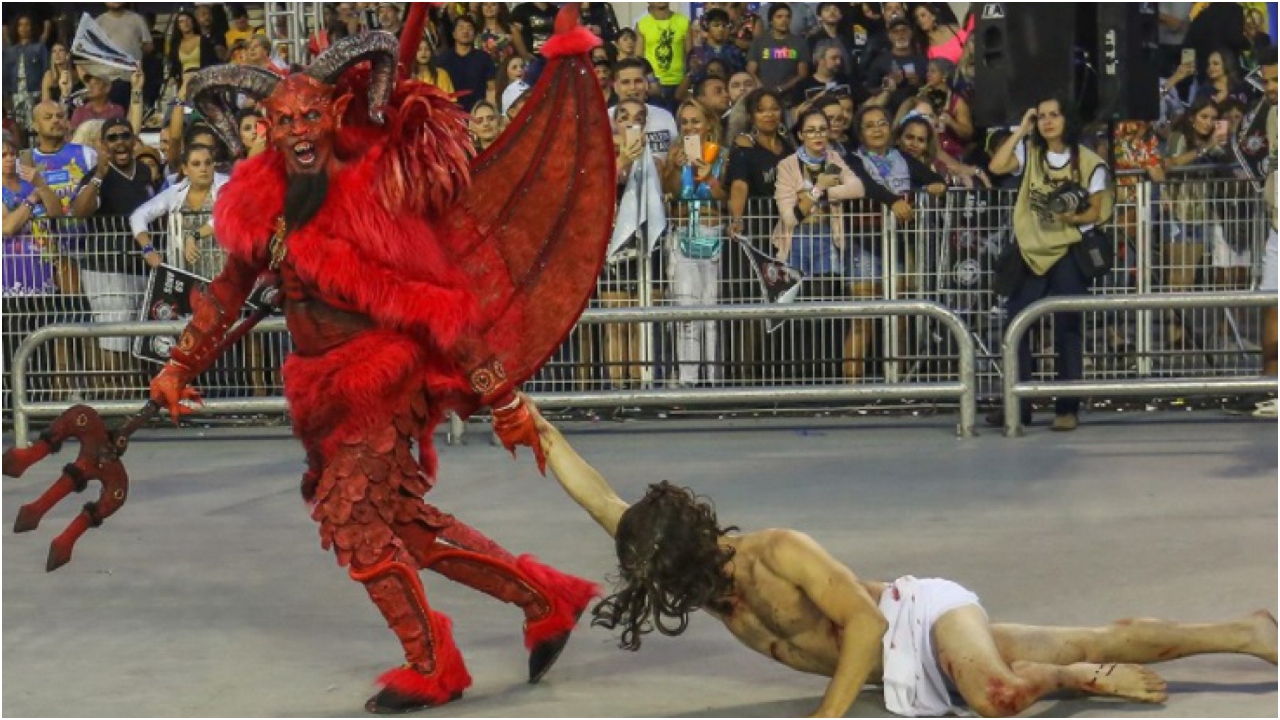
{"left": 3, "top": 405, "right": 137, "bottom": 571}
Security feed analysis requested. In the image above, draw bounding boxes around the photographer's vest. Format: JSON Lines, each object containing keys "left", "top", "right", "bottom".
{"left": 1013, "top": 144, "right": 1114, "bottom": 276}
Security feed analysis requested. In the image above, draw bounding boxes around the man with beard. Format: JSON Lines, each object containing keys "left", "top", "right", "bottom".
{"left": 69, "top": 117, "right": 156, "bottom": 397}
{"left": 131, "top": 7, "right": 614, "bottom": 713}
{"left": 523, "top": 396, "right": 1279, "bottom": 719}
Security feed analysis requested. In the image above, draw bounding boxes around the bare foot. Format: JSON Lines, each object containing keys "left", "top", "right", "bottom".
{"left": 1248, "top": 610, "right": 1278, "bottom": 664}
{"left": 1077, "top": 663, "right": 1168, "bottom": 703}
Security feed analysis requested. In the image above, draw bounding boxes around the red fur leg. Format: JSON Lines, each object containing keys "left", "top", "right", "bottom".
{"left": 516, "top": 555, "right": 599, "bottom": 650}
{"left": 350, "top": 554, "right": 471, "bottom": 713}
{"left": 416, "top": 538, "right": 599, "bottom": 683}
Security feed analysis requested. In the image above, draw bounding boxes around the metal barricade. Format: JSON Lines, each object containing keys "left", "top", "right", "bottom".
{"left": 1000, "top": 292, "right": 1278, "bottom": 436}
{"left": 3, "top": 176, "right": 1273, "bottom": 426}
{"left": 8, "top": 301, "right": 978, "bottom": 447}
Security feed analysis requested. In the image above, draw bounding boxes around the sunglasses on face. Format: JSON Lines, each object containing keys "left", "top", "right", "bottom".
{"left": 105, "top": 132, "right": 134, "bottom": 143}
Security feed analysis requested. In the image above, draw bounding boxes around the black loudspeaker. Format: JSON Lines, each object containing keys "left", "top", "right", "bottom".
{"left": 1094, "top": 3, "right": 1161, "bottom": 121}
{"left": 971, "top": 3, "right": 1078, "bottom": 128}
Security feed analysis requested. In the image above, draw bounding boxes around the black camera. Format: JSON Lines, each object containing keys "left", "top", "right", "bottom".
{"left": 1047, "top": 182, "right": 1091, "bottom": 215}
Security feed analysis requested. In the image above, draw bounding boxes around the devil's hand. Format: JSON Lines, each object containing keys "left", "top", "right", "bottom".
{"left": 150, "top": 363, "right": 203, "bottom": 425}
{"left": 491, "top": 393, "right": 546, "bottom": 475}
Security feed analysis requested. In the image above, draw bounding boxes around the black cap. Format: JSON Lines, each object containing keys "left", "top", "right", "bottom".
{"left": 102, "top": 117, "right": 132, "bottom": 136}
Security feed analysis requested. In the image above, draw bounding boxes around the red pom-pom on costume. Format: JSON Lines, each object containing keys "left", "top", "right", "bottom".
{"left": 541, "top": 5, "right": 602, "bottom": 59}
{"left": 517, "top": 555, "right": 600, "bottom": 649}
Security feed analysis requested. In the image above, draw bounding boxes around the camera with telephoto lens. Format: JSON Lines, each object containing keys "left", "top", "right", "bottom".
{"left": 1046, "top": 182, "right": 1091, "bottom": 216}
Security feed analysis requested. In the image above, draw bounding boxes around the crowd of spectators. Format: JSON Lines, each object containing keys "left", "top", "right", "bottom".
{"left": 1, "top": 2, "right": 1275, "bottom": 415}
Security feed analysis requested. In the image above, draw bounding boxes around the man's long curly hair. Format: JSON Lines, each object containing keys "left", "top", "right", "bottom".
{"left": 592, "top": 481, "right": 738, "bottom": 651}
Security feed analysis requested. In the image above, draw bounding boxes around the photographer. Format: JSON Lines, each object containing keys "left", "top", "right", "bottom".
{"left": 986, "top": 95, "right": 1114, "bottom": 431}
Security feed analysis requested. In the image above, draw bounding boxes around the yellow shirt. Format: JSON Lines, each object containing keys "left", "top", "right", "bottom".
{"left": 418, "top": 67, "right": 456, "bottom": 96}
{"left": 225, "top": 26, "right": 265, "bottom": 49}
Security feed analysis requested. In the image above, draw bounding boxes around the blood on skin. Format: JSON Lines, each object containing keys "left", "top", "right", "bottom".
{"left": 985, "top": 676, "right": 1030, "bottom": 716}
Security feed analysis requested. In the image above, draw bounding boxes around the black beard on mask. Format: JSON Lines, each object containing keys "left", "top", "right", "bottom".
{"left": 283, "top": 171, "right": 330, "bottom": 231}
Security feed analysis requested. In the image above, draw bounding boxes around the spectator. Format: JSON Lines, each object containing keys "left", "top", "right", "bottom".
{"left": 772, "top": 107, "right": 864, "bottom": 278}
{"left": 635, "top": 3, "right": 692, "bottom": 110}
{"left": 412, "top": 37, "right": 456, "bottom": 95}
{"left": 1160, "top": 96, "right": 1230, "bottom": 335}
{"left": 917, "top": 58, "right": 974, "bottom": 159}
{"left": 811, "top": 96, "right": 853, "bottom": 157}
{"left": 912, "top": 2, "right": 969, "bottom": 63}
{"left": 747, "top": 4, "right": 810, "bottom": 99}
{"left": 893, "top": 101, "right": 989, "bottom": 187}
{"left": 194, "top": 4, "right": 231, "bottom": 62}
{"left": 864, "top": 16, "right": 928, "bottom": 109}
{"left": 477, "top": 2, "right": 517, "bottom": 66}
{"left": 376, "top": 3, "right": 404, "bottom": 37}
{"left": 593, "top": 53, "right": 617, "bottom": 106}
{"left": 843, "top": 104, "right": 945, "bottom": 379}
{"left": 1242, "top": 7, "right": 1273, "bottom": 70}
{"left": 3, "top": 130, "right": 64, "bottom": 403}
{"left": 234, "top": 108, "right": 267, "bottom": 162}
{"left": 40, "top": 42, "right": 83, "bottom": 106}
{"left": 131, "top": 143, "right": 228, "bottom": 278}
{"left": 245, "top": 35, "right": 286, "bottom": 74}
{"left": 692, "top": 74, "right": 732, "bottom": 129}
{"left": 96, "top": 3, "right": 153, "bottom": 66}
{"left": 987, "top": 95, "right": 1114, "bottom": 431}
{"left": 70, "top": 69, "right": 125, "bottom": 131}
{"left": 1157, "top": 3, "right": 1194, "bottom": 76}
{"left": 1193, "top": 49, "right": 1253, "bottom": 107}
{"left": 792, "top": 40, "right": 855, "bottom": 108}
{"left": 492, "top": 55, "right": 525, "bottom": 109}
{"left": 686, "top": 8, "right": 746, "bottom": 87}
{"left": 68, "top": 115, "right": 156, "bottom": 396}
{"left": 470, "top": 101, "right": 501, "bottom": 153}
{"left": 224, "top": 3, "right": 264, "bottom": 49}
{"left": 597, "top": 98, "right": 658, "bottom": 390}
{"left": 511, "top": 2, "right": 558, "bottom": 60}
{"left": 437, "top": 15, "right": 496, "bottom": 112}
{"left": 727, "top": 70, "right": 759, "bottom": 105}
{"left": 613, "top": 27, "right": 646, "bottom": 66}
{"left": 4, "top": 12, "right": 49, "bottom": 120}
{"left": 1183, "top": 2, "right": 1248, "bottom": 69}
{"left": 724, "top": 88, "right": 792, "bottom": 383}
{"left": 858, "top": 1, "right": 908, "bottom": 68}
{"left": 609, "top": 58, "right": 679, "bottom": 163}
{"left": 662, "top": 99, "right": 730, "bottom": 387}
{"left": 579, "top": 3, "right": 621, "bottom": 45}
{"left": 846, "top": 1, "right": 887, "bottom": 64}
{"left": 723, "top": 1, "right": 765, "bottom": 54}
{"left": 168, "top": 10, "right": 219, "bottom": 82}
{"left": 807, "top": 3, "right": 856, "bottom": 65}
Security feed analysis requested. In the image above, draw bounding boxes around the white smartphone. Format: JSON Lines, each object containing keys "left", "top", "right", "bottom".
{"left": 683, "top": 134, "right": 702, "bottom": 164}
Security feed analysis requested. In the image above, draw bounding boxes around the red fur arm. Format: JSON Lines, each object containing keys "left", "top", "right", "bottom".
{"left": 315, "top": 240, "right": 476, "bottom": 352}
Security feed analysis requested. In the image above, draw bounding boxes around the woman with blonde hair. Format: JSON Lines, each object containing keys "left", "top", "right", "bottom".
{"left": 663, "top": 99, "right": 730, "bottom": 386}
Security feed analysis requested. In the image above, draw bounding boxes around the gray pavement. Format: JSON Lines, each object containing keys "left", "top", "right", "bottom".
{"left": 3, "top": 413, "right": 1277, "bottom": 717}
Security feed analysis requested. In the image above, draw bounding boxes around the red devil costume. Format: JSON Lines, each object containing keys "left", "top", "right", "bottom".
{"left": 145, "top": 7, "right": 612, "bottom": 713}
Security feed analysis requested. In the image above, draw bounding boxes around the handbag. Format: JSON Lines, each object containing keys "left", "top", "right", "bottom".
{"left": 1072, "top": 227, "right": 1114, "bottom": 280}
{"left": 992, "top": 242, "right": 1027, "bottom": 297}
{"left": 677, "top": 223, "right": 724, "bottom": 260}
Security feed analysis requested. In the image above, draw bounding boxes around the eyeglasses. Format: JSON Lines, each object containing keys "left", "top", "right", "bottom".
{"left": 801, "top": 127, "right": 829, "bottom": 136}
{"left": 105, "top": 132, "right": 134, "bottom": 143}
{"left": 861, "top": 120, "right": 890, "bottom": 130}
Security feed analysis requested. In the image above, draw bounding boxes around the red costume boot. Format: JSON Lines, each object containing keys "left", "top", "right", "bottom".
{"left": 350, "top": 553, "right": 472, "bottom": 714}
{"left": 397, "top": 519, "right": 599, "bottom": 682}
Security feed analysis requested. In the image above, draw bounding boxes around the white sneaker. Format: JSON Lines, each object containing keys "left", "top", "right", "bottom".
{"left": 1252, "top": 398, "right": 1278, "bottom": 419}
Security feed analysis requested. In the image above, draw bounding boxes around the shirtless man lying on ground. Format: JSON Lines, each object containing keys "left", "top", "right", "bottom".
{"left": 524, "top": 400, "right": 1278, "bottom": 718}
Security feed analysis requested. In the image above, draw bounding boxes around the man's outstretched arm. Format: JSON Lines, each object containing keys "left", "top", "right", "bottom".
{"left": 527, "top": 398, "right": 630, "bottom": 538}
{"left": 764, "top": 530, "right": 888, "bottom": 718}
